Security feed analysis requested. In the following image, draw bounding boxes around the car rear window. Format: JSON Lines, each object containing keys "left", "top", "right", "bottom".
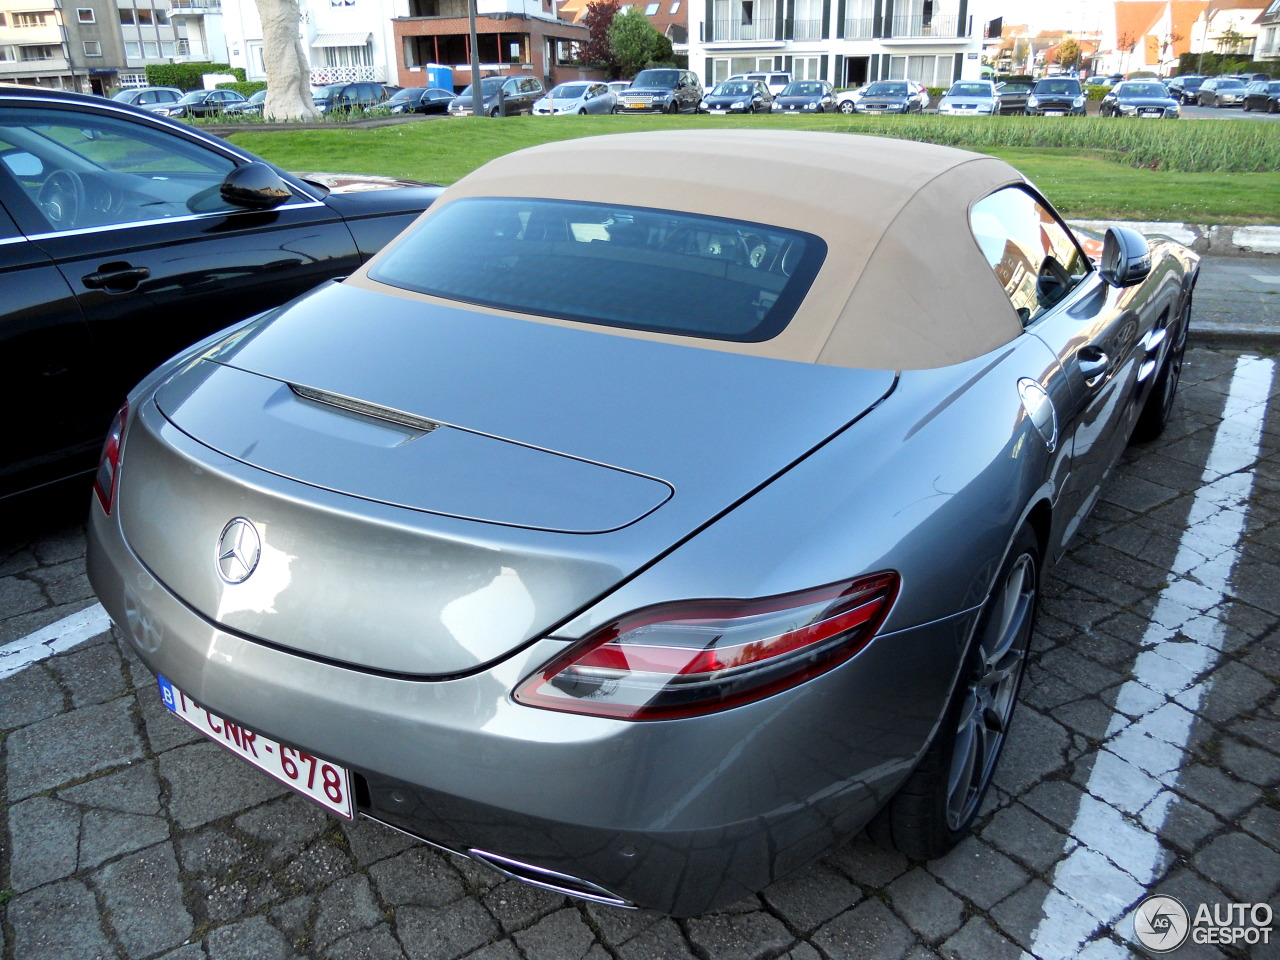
{"left": 369, "top": 197, "right": 826, "bottom": 342}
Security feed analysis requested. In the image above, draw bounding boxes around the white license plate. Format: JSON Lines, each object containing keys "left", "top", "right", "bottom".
{"left": 1045, "top": 110, "right": 1065, "bottom": 116}
{"left": 1140, "top": 112, "right": 1160, "bottom": 118}
{"left": 709, "top": 109, "right": 727, "bottom": 114}
{"left": 157, "top": 676, "right": 353, "bottom": 818}
{"left": 866, "top": 109, "right": 883, "bottom": 114}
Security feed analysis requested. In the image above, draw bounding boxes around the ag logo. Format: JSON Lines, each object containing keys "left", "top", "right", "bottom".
{"left": 1133, "top": 895, "right": 1190, "bottom": 953}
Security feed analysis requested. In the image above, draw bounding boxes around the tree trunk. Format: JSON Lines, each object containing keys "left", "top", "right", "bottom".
{"left": 257, "top": 0, "right": 318, "bottom": 121}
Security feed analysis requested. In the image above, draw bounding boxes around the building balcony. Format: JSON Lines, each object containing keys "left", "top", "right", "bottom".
{"left": 707, "top": 18, "right": 779, "bottom": 43}
{"left": 168, "top": 0, "right": 220, "bottom": 16}
{"left": 888, "top": 13, "right": 962, "bottom": 38}
{"left": 0, "top": 25, "right": 63, "bottom": 45}
{"left": 841, "top": 16, "right": 873, "bottom": 38}
{"left": 790, "top": 18, "right": 822, "bottom": 40}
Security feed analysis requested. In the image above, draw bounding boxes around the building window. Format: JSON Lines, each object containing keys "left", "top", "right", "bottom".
{"left": 154, "top": 10, "right": 169, "bottom": 23}
{"left": 161, "top": 40, "right": 175, "bottom": 55}
{"left": 125, "top": 40, "right": 141, "bottom": 57}
{"left": 0, "top": 13, "right": 6, "bottom": 25}
{"left": 137, "top": 9, "right": 153, "bottom": 24}
{"left": 176, "top": 38, "right": 190, "bottom": 54}
{"left": 20, "top": 44, "right": 58, "bottom": 60}
{"left": 83, "top": 40, "right": 102, "bottom": 55}
{"left": 143, "top": 40, "right": 159, "bottom": 57}
{"left": 14, "top": 12, "right": 47, "bottom": 27}
{"left": 77, "top": 7, "right": 95, "bottom": 22}
{"left": 669, "top": 1, "right": 679, "bottom": 11}
{"left": 645, "top": 1, "right": 659, "bottom": 12}
{"left": 119, "top": 8, "right": 135, "bottom": 23}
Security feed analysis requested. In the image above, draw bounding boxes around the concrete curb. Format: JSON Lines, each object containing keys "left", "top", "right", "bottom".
{"left": 1069, "top": 220, "right": 1280, "bottom": 257}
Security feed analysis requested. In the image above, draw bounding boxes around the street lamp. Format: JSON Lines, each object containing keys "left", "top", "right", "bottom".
{"left": 469, "top": 0, "right": 483, "bottom": 115}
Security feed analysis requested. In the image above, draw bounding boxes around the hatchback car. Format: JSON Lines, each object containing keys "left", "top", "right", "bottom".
{"left": 1026, "top": 77, "right": 1085, "bottom": 115}
{"left": 937, "top": 79, "right": 1001, "bottom": 115}
{"left": 1197, "top": 76, "right": 1248, "bottom": 107}
{"left": 385, "top": 87, "right": 455, "bottom": 115}
{"left": 1100, "top": 80, "right": 1181, "bottom": 118}
{"left": 0, "top": 86, "right": 441, "bottom": 501}
{"left": 1243, "top": 79, "right": 1280, "bottom": 112}
{"left": 448, "top": 75, "right": 544, "bottom": 117}
{"left": 312, "top": 81, "right": 390, "bottom": 114}
{"left": 1166, "top": 74, "right": 1205, "bottom": 103}
{"left": 110, "top": 86, "right": 183, "bottom": 113}
{"left": 994, "top": 80, "right": 1032, "bottom": 114}
{"left": 532, "top": 81, "right": 616, "bottom": 115}
{"left": 154, "top": 88, "right": 248, "bottom": 119}
{"left": 771, "top": 79, "right": 835, "bottom": 113}
{"left": 88, "top": 129, "right": 1196, "bottom": 917}
{"left": 852, "top": 80, "right": 923, "bottom": 114}
{"left": 699, "top": 79, "right": 773, "bottom": 113}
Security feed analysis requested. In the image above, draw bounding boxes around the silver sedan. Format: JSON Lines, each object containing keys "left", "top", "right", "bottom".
{"left": 88, "top": 130, "right": 1197, "bottom": 917}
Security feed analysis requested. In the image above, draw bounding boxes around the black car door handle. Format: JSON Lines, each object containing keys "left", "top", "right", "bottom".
{"left": 82, "top": 264, "right": 151, "bottom": 292}
{"left": 1078, "top": 347, "right": 1110, "bottom": 388}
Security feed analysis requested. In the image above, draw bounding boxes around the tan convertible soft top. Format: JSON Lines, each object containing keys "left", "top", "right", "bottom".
{"left": 349, "top": 130, "right": 1027, "bottom": 370}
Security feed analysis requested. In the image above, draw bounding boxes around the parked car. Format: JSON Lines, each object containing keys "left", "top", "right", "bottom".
{"left": 995, "top": 80, "right": 1033, "bottom": 114}
{"left": 613, "top": 68, "right": 702, "bottom": 113}
{"left": 1166, "top": 74, "right": 1206, "bottom": 103}
{"left": 606, "top": 80, "right": 632, "bottom": 97}
{"left": 834, "top": 84, "right": 868, "bottom": 113}
{"left": 1100, "top": 80, "right": 1181, "bottom": 118}
{"left": 448, "top": 75, "right": 544, "bottom": 117}
{"left": 1244, "top": 79, "right": 1280, "bottom": 112}
{"left": 154, "top": 88, "right": 248, "bottom": 119}
{"left": 0, "top": 86, "right": 441, "bottom": 500}
{"left": 771, "top": 79, "right": 835, "bottom": 113}
{"left": 223, "top": 89, "right": 267, "bottom": 116}
{"left": 937, "top": 79, "right": 1001, "bottom": 116}
{"left": 87, "top": 128, "right": 1196, "bottom": 917}
{"left": 532, "top": 81, "right": 616, "bottom": 115}
{"left": 385, "top": 87, "right": 455, "bottom": 115}
{"left": 1026, "top": 77, "right": 1085, "bottom": 115}
{"left": 110, "top": 86, "right": 183, "bottom": 114}
{"left": 727, "top": 71, "right": 793, "bottom": 96}
{"left": 851, "top": 80, "right": 923, "bottom": 114}
{"left": 1196, "top": 76, "right": 1248, "bottom": 107}
{"left": 699, "top": 79, "right": 773, "bottom": 114}
{"left": 312, "top": 81, "right": 391, "bottom": 115}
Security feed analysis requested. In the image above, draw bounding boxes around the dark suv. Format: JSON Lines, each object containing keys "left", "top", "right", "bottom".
{"left": 615, "top": 69, "right": 703, "bottom": 114}
{"left": 312, "top": 82, "right": 390, "bottom": 115}
{"left": 1026, "top": 77, "right": 1086, "bottom": 116}
{"left": 447, "top": 75, "right": 545, "bottom": 117}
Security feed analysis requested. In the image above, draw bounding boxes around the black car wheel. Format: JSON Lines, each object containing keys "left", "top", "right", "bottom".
{"left": 839, "top": 100, "right": 855, "bottom": 114}
{"left": 667, "top": 101, "right": 679, "bottom": 114}
{"left": 1132, "top": 297, "right": 1190, "bottom": 443}
{"left": 871, "top": 523, "right": 1039, "bottom": 859}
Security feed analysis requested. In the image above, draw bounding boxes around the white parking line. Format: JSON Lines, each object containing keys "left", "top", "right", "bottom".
{"left": 0, "top": 602, "right": 111, "bottom": 681}
{"left": 1025, "top": 354, "right": 1276, "bottom": 959}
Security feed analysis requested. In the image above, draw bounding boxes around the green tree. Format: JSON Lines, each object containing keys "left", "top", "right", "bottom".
{"left": 1055, "top": 37, "right": 1081, "bottom": 70}
{"left": 608, "top": 8, "right": 673, "bottom": 79}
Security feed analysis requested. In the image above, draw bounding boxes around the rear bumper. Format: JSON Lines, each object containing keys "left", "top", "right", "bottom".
{"left": 88, "top": 463, "right": 973, "bottom": 915}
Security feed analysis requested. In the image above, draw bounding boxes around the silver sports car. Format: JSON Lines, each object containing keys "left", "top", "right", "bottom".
{"left": 88, "top": 131, "right": 1197, "bottom": 916}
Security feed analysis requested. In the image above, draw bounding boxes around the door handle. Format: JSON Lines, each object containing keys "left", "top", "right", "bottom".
{"left": 82, "top": 264, "right": 150, "bottom": 292}
{"left": 1078, "top": 347, "right": 1109, "bottom": 388}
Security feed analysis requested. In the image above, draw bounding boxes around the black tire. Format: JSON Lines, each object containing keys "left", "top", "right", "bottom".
{"left": 579, "top": 108, "right": 587, "bottom": 115}
{"left": 870, "top": 524, "right": 1040, "bottom": 860}
{"left": 1131, "top": 296, "right": 1190, "bottom": 444}
{"left": 667, "top": 101, "right": 679, "bottom": 114}
{"left": 839, "top": 100, "right": 855, "bottom": 114}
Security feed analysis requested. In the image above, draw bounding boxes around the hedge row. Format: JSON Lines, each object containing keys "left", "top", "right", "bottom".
{"left": 144, "top": 62, "right": 246, "bottom": 90}
{"left": 215, "top": 81, "right": 267, "bottom": 97}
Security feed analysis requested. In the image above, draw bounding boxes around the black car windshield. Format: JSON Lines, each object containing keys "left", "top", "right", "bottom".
{"left": 313, "top": 84, "right": 348, "bottom": 98}
{"left": 457, "top": 77, "right": 506, "bottom": 98}
{"left": 1035, "top": 80, "right": 1080, "bottom": 94}
{"left": 370, "top": 198, "right": 827, "bottom": 343}
{"left": 1118, "top": 83, "right": 1168, "bottom": 97}
{"left": 949, "top": 83, "right": 991, "bottom": 97}
{"left": 781, "top": 82, "right": 824, "bottom": 96}
{"left": 550, "top": 83, "right": 589, "bottom": 98}
{"left": 633, "top": 69, "right": 680, "bottom": 88}
{"left": 865, "top": 82, "right": 908, "bottom": 96}
{"left": 1178, "top": 77, "right": 1205, "bottom": 88}
{"left": 713, "top": 82, "right": 755, "bottom": 96}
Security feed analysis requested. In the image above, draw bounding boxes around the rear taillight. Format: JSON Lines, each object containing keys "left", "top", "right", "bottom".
{"left": 93, "top": 403, "right": 128, "bottom": 514}
{"left": 515, "top": 572, "right": 899, "bottom": 721}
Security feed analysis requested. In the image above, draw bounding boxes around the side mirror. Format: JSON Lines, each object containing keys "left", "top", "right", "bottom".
{"left": 220, "top": 161, "right": 292, "bottom": 210}
{"left": 1100, "top": 226, "right": 1151, "bottom": 288}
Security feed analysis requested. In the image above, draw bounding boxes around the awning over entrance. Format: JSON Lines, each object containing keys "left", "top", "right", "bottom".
{"left": 311, "top": 32, "right": 372, "bottom": 47}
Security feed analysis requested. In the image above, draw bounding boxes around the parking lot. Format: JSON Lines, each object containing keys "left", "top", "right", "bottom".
{"left": 0, "top": 247, "right": 1276, "bottom": 959}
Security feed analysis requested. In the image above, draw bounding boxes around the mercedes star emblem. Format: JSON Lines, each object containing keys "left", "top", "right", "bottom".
{"left": 216, "top": 518, "right": 262, "bottom": 584}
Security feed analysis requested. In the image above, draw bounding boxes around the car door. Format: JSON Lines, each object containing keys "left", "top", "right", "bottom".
{"left": 0, "top": 98, "right": 365, "bottom": 444}
{"left": 969, "top": 185, "right": 1169, "bottom": 551}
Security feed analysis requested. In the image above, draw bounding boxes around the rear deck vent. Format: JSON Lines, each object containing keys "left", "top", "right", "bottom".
{"left": 290, "top": 383, "right": 443, "bottom": 434}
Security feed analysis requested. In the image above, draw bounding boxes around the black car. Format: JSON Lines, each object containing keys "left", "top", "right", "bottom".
{"left": 1100, "top": 80, "right": 1181, "bottom": 118}
{"left": 223, "top": 89, "right": 267, "bottom": 116}
{"left": 1244, "top": 79, "right": 1280, "bottom": 113}
{"left": 771, "top": 80, "right": 834, "bottom": 113}
{"left": 698, "top": 79, "right": 773, "bottom": 114}
{"left": 1166, "top": 75, "right": 1205, "bottom": 104}
{"left": 1197, "top": 77, "right": 1248, "bottom": 107}
{"left": 0, "top": 86, "right": 442, "bottom": 500}
{"left": 110, "top": 86, "right": 184, "bottom": 114}
{"left": 313, "top": 81, "right": 391, "bottom": 115}
{"left": 447, "top": 75, "right": 544, "bottom": 117}
{"left": 614, "top": 69, "right": 703, "bottom": 114}
{"left": 852, "top": 80, "right": 922, "bottom": 114}
{"left": 995, "top": 81, "right": 1033, "bottom": 114}
{"left": 386, "top": 87, "right": 455, "bottom": 115}
{"left": 154, "top": 88, "right": 248, "bottom": 119}
{"left": 1026, "top": 77, "right": 1086, "bottom": 116}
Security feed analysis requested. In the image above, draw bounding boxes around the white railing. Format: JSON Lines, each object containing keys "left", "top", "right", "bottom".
{"left": 791, "top": 18, "right": 822, "bottom": 40}
{"left": 310, "top": 64, "right": 385, "bottom": 83}
{"left": 709, "top": 17, "right": 778, "bottom": 41}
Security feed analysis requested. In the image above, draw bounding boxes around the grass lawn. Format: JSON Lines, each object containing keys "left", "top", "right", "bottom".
{"left": 225, "top": 114, "right": 1280, "bottom": 223}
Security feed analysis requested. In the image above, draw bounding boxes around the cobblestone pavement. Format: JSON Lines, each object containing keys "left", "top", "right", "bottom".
{"left": 1, "top": 345, "right": 1278, "bottom": 960}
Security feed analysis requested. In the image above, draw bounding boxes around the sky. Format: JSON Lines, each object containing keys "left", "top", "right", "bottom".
{"left": 987, "top": 0, "right": 1115, "bottom": 34}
